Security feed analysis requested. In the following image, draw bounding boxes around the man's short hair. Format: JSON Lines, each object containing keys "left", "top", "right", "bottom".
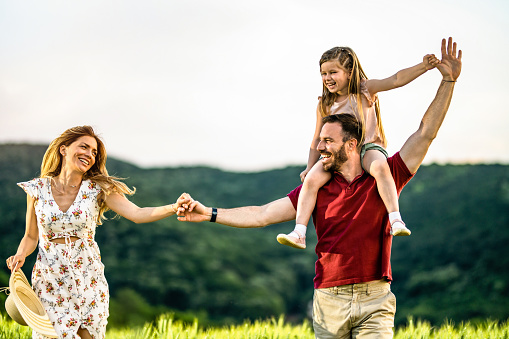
{"left": 322, "top": 114, "right": 362, "bottom": 144}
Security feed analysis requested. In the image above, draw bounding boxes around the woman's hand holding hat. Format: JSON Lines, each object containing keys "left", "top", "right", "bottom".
{"left": 6, "top": 254, "right": 25, "bottom": 272}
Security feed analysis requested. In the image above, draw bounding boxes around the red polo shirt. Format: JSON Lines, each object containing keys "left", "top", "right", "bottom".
{"left": 288, "top": 152, "right": 413, "bottom": 289}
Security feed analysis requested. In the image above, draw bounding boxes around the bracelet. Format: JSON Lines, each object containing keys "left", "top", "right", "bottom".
{"left": 442, "top": 80, "right": 456, "bottom": 82}
{"left": 210, "top": 208, "right": 217, "bottom": 222}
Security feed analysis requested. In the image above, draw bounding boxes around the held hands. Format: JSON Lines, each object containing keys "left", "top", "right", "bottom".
{"left": 174, "top": 193, "right": 194, "bottom": 214}
{"left": 175, "top": 193, "right": 211, "bottom": 222}
{"left": 436, "top": 37, "right": 462, "bottom": 81}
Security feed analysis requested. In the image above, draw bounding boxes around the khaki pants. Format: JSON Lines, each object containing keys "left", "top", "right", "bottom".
{"left": 312, "top": 280, "right": 396, "bottom": 339}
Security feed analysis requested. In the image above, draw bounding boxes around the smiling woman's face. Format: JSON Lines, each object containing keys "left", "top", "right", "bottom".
{"left": 61, "top": 135, "right": 98, "bottom": 174}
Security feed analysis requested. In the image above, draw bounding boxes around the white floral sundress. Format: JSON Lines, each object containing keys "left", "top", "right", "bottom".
{"left": 18, "top": 178, "right": 109, "bottom": 339}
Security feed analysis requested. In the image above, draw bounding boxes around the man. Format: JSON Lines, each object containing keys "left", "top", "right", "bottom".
{"left": 177, "top": 37, "right": 462, "bottom": 338}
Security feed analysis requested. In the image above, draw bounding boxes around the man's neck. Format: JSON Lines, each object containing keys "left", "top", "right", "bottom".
{"left": 337, "top": 156, "right": 363, "bottom": 183}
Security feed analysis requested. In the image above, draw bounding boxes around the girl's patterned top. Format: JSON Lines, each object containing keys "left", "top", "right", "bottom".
{"left": 17, "top": 178, "right": 102, "bottom": 242}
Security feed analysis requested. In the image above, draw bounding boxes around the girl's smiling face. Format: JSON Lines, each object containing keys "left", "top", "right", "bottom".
{"left": 320, "top": 60, "right": 351, "bottom": 95}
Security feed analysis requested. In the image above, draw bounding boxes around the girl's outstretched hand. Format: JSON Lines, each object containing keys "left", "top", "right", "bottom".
{"left": 437, "top": 37, "right": 462, "bottom": 81}
{"left": 423, "top": 54, "right": 440, "bottom": 70}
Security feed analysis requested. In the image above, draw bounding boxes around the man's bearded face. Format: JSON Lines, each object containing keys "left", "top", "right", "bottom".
{"left": 321, "top": 142, "right": 348, "bottom": 173}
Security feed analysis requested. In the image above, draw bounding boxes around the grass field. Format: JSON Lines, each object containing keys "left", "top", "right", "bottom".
{"left": 1, "top": 314, "right": 509, "bottom": 338}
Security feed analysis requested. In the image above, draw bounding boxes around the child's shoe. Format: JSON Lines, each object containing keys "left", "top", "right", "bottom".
{"left": 277, "top": 230, "right": 306, "bottom": 249}
{"left": 390, "top": 220, "right": 411, "bottom": 236}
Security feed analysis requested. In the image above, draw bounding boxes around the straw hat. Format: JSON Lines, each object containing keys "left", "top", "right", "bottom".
{"left": 4, "top": 268, "right": 58, "bottom": 338}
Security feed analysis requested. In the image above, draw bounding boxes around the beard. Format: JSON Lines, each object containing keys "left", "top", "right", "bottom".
{"left": 322, "top": 143, "right": 348, "bottom": 173}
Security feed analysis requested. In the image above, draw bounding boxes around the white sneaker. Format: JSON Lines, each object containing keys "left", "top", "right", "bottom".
{"left": 276, "top": 230, "right": 306, "bottom": 249}
{"left": 390, "top": 220, "right": 411, "bottom": 236}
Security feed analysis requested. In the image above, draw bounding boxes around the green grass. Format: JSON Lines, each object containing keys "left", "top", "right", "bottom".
{"left": 2, "top": 314, "right": 509, "bottom": 338}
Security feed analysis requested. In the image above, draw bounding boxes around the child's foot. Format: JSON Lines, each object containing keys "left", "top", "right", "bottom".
{"left": 277, "top": 230, "right": 306, "bottom": 249}
{"left": 390, "top": 220, "right": 411, "bottom": 236}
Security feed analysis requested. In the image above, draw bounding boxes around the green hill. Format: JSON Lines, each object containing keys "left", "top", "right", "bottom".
{"left": 0, "top": 144, "right": 508, "bottom": 327}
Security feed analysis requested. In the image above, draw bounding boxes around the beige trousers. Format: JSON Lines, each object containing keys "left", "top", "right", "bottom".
{"left": 312, "top": 280, "right": 396, "bottom": 339}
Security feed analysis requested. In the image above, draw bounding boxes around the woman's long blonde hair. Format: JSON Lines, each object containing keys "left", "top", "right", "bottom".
{"left": 40, "top": 125, "right": 135, "bottom": 224}
{"left": 319, "top": 47, "right": 387, "bottom": 147}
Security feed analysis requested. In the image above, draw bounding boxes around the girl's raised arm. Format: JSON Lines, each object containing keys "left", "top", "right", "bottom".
{"left": 366, "top": 54, "right": 440, "bottom": 96}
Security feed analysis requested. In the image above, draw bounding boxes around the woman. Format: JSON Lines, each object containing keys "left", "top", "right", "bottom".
{"left": 6, "top": 126, "right": 189, "bottom": 339}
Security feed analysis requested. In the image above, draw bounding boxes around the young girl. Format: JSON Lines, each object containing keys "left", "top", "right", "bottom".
{"left": 277, "top": 47, "right": 439, "bottom": 249}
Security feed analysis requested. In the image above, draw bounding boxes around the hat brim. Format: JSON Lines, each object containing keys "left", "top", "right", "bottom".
{"left": 5, "top": 293, "right": 27, "bottom": 326}
{"left": 9, "top": 269, "right": 58, "bottom": 338}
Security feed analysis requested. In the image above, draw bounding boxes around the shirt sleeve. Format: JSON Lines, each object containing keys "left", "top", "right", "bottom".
{"left": 17, "top": 179, "right": 40, "bottom": 199}
{"left": 389, "top": 152, "right": 414, "bottom": 191}
{"left": 287, "top": 184, "right": 303, "bottom": 210}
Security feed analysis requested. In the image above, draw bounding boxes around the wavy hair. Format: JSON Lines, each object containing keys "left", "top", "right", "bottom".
{"left": 319, "top": 47, "right": 386, "bottom": 147}
{"left": 40, "top": 125, "right": 135, "bottom": 224}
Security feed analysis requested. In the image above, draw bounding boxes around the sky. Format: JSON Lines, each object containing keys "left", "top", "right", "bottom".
{"left": 1, "top": 0, "right": 508, "bottom": 172}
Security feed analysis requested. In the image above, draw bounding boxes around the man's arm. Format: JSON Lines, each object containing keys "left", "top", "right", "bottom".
{"left": 177, "top": 195, "right": 296, "bottom": 228}
{"left": 400, "top": 37, "right": 462, "bottom": 174}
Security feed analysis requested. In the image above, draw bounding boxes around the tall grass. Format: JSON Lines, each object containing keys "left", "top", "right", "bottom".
{"left": 1, "top": 313, "right": 509, "bottom": 338}
{"left": 0, "top": 314, "right": 32, "bottom": 339}
{"left": 106, "top": 315, "right": 314, "bottom": 339}
{"left": 396, "top": 317, "right": 509, "bottom": 339}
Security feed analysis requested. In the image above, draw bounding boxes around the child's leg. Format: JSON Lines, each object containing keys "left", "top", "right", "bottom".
{"left": 362, "top": 149, "right": 411, "bottom": 236}
{"left": 277, "top": 162, "right": 332, "bottom": 249}
{"left": 297, "top": 162, "right": 332, "bottom": 225}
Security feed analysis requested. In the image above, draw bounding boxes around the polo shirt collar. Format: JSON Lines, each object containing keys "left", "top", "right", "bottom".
{"left": 332, "top": 169, "right": 368, "bottom": 185}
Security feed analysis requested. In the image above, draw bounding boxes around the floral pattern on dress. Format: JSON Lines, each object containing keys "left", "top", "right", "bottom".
{"left": 18, "top": 178, "right": 109, "bottom": 339}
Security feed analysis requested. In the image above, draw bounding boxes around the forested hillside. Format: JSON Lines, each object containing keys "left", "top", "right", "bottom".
{"left": 1, "top": 144, "right": 508, "bottom": 328}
